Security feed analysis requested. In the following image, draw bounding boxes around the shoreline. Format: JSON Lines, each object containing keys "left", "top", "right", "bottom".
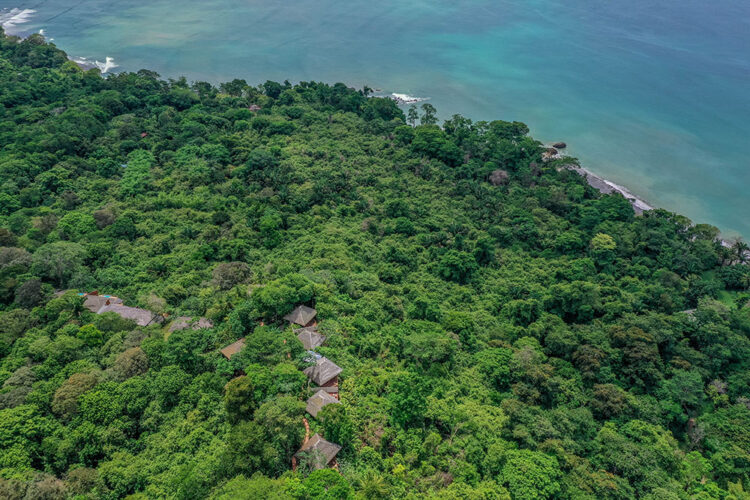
{"left": 544, "top": 145, "right": 653, "bottom": 215}
{"left": 549, "top": 147, "right": 745, "bottom": 250}
{"left": 563, "top": 163, "right": 653, "bottom": 215}
{"left": 1, "top": 9, "right": 119, "bottom": 74}
{"left": 2, "top": 12, "right": 745, "bottom": 245}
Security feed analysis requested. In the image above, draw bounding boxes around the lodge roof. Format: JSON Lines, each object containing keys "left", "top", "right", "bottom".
{"left": 294, "top": 434, "right": 341, "bottom": 469}
{"left": 220, "top": 338, "right": 245, "bottom": 360}
{"left": 311, "top": 385, "right": 339, "bottom": 394}
{"left": 83, "top": 294, "right": 123, "bottom": 313}
{"left": 168, "top": 316, "right": 214, "bottom": 333}
{"left": 303, "top": 356, "right": 342, "bottom": 386}
{"left": 284, "top": 305, "right": 317, "bottom": 326}
{"left": 306, "top": 389, "right": 340, "bottom": 418}
{"left": 97, "top": 304, "right": 161, "bottom": 327}
{"left": 296, "top": 326, "right": 326, "bottom": 350}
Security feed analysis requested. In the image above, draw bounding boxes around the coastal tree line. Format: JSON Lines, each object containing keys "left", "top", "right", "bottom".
{"left": 1, "top": 28, "right": 750, "bottom": 499}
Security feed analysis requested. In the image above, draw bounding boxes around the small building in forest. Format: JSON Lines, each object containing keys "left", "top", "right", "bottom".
{"left": 294, "top": 434, "right": 341, "bottom": 470}
{"left": 97, "top": 304, "right": 162, "bottom": 327}
{"left": 296, "top": 326, "right": 326, "bottom": 350}
{"left": 306, "top": 389, "right": 340, "bottom": 418}
{"left": 220, "top": 338, "right": 246, "bottom": 360}
{"left": 168, "top": 316, "right": 214, "bottom": 333}
{"left": 303, "top": 356, "right": 342, "bottom": 395}
{"left": 81, "top": 292, "right": 123, "bottom": 313}
{"left": 284, "top": 305, "right": 317, "bottom": 327}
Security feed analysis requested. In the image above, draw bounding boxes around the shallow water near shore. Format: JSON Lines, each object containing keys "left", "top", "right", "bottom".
{"left": 3, "top": 0, "right": 749, "bottom": 238}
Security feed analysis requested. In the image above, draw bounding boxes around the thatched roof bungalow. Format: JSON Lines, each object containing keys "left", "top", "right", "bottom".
{"left": 82, "top": 293, "right": 123, "bottom": 313}
{"left": 168, "top": 316, "right": 214, "bottom": 333}
{"left": 303, "top": 356, "right": 341, "bottom": 387}
{"left": 284, "top": 305, "right": 317, "bottom": 327}
{"left": 306, "top": 389, "right": 340, "bottom": 418}
{"left": 220, "top": 338, "right": 245, "bottom": 360}
{"left": 294, "top": 434, "right": 341, "bottom": 470}
{"left": 311, "top": 386, "right": 339, "bottom": 395}
{"left": 97, "top": 304, "right": 162, "bottom": 327}
{"left": 296, "top": 326, "right": 325, "bottom": 350}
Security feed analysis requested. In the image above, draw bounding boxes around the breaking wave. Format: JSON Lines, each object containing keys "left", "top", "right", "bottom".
{"left": 600, "top": 178, "right": 653, "bottom": 211}
{"left": 0, "top": 8, "right": 36, "bottom": 34}
{"left": 70, "top": 55, "right": 119, "bottom": 74}
{"left": 391, "top": 93, "right": 429, "bottom": 104}
{"left": 95, "top": 56, "right": 119, "bottom": 73}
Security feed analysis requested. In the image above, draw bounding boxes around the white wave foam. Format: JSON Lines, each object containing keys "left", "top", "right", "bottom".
{"left": 38, "top": 28, "right": 45, "bottom": 36}
{"left": 391, "top": 93, "right": 429, "bottom": 104}
{"left": 601, "top": 178, "right": 653, "bottom": 211}
{"left": 94, "top": 56, "right": 118, "bottom": 73}
{"left": 0, "top": 8, "right": 36, "bottom": 34}
{"left": 72, "top": 55, "right": 118, "bottom": 74}
{"left": 570, "top": 164, "right": 653, "bottom": 212}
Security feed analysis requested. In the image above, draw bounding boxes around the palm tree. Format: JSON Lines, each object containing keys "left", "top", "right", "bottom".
{"left": 718, "top": 245, "right": 733, "bottom": 266}
{"left": 70, "top": 293, "right": 86, "bottom": 318}
{"left": 407, "top": 105, "right": 419, "bottom": 127}
{"left": 731, "top": 239, "right": 749, "bottom": 264}
{"left": 358, "top": 470, "right": 389, "bottom": 499}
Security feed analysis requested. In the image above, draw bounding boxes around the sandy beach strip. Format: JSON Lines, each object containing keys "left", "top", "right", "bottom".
{"left": 563, "top": 164, "right": 653, "bottom": 214}
{"left": 560, "top": 160, "right": 747, "bottom": 252}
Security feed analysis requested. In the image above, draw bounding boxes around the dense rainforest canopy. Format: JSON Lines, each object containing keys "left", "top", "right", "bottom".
{"left": 1, "top": 29, "right": 749, "bottom": 500}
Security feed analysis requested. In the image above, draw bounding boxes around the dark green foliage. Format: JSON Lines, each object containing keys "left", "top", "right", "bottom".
{"left": 437, "top": 250, "right": 478, "bottom": 284}
{"left": 500, "top": 449, "right": 561, "bottom": 500}
{"left": 0, "top": 32, "right": 748, "bottom": 499}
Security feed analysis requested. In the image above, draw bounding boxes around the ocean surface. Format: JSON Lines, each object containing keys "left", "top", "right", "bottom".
{"left": 2, "top": 0, "right": 749, "bottom": 238}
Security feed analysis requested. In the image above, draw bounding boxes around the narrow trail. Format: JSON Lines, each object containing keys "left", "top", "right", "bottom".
{"left": 302, "top": 417, "right": 310, "bottom": 445}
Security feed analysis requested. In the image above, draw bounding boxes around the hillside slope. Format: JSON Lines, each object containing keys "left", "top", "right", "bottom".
{"left": 1, "top": 30, "right": 749, "bottom": 499}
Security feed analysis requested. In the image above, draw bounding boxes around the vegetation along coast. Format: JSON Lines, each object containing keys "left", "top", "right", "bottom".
{"left": 1, "top": 27, "right": 749, "bottom": 500}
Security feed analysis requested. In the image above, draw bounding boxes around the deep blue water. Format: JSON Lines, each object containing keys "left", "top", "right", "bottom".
{"left": 2, "top": 0, "right": 749, "bottom": 238}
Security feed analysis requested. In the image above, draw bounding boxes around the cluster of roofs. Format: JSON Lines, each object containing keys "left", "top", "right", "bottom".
{"left": 77, "top": 291, "right": 213, "bottom": 331}
{"left": 73, "top": 290, "right": 346, "bottom": 470}
{"left": 74, "top": 291, "right": 342, "bottom": 470}
{"left": 220, "top": 304, "right": 343, "bottom": 471}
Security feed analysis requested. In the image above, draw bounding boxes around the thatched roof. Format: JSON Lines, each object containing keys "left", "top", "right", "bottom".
{"left": 303, "top": 356, "right": 342, "bottom": 386}
{"left": 489, "top": 169, "right": 509, "bottom": 186}
{"left": 168, "top": 316, "right": 214, "bottom": 333}
{"left": 296, "top": 326, "right": 326, "bottom": 350}
{"left": 83, "top": 294, "right": 122, "bottom": 313}
{"left": 220, "top": 338, "right": 245, "bottom": 360}
{"left": 306, "top": 389, "right": 340, "bottom": 418}
{"left": 311, "top": 385, "right": 339, "bottom": 395}
{"left": 679, "top": 309, "right": 698, "bottom": 322}
{"left": 97, "top": 305, "right": 161, "bottom": 327}
{"left": 284, "top": 305, "right": 317, "bottom": 326}
{"left": 294, "top": 434, "right": 341, "bottom": 469}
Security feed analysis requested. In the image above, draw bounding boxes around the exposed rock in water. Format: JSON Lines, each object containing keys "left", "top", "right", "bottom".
{"left": 390, "top": 93, "right": 428, "bottom": 105}
{"left": 489, "top": 169, "right": 509, "bottom": 186}
{"left": 552, "top": 142, "right": 567, "bottom": 149}
{"left": 542, "top": 148, "right": 559, "bottom": 161}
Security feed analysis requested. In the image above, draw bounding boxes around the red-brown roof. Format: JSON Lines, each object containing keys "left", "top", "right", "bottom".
{"left": 220, "top": 338, "right": 245, "bottom": 360}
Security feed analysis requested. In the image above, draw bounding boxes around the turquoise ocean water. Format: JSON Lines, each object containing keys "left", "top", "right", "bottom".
{"left": 2, "top": 0, "right": 749, "bottom": 238}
